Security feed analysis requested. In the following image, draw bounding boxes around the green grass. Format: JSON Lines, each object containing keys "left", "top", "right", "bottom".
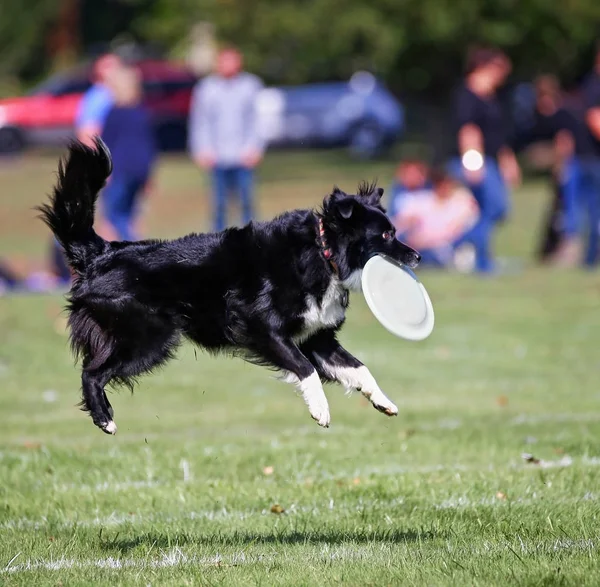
{"left": 1, "top": 150, "right": 600, "bottom": 585}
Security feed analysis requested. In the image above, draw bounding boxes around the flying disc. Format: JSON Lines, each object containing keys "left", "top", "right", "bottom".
{"left": 361, "top": 254, "right": 435, "bottom": 341}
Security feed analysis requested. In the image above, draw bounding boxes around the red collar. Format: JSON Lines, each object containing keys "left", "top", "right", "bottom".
{"left": 317, "top": 216, "right": 339, "bottom": 276}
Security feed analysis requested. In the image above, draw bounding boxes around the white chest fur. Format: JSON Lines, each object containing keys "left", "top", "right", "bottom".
{"left": 296, "top": 278, "right": 348, "bottom": 342}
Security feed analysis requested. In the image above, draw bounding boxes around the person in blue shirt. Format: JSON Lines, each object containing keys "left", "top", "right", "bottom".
{"left": 48, "top": 52, "right": 125, "bottom": 275}
{"left": 100, "top": 66, "right": 157, "bottom": 242}
{"left": 76, "top": 53, "right": 123, "bottom": 146}
{"left": 388, "top": 159, "right": 432, "bottom": 219}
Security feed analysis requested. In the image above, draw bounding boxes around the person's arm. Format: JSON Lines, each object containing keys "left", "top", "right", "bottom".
{"left": 455, "top": 90, "right": 486, "bottom": 184}
{"left": 553, "top": 128, "right": 575, "bottom": 177}
{"left": 445, "top": 188, "right": 480, "bottom": 239}
{"left": 76, "top": 89, "right": 112, "bottom": 147}
{"left": 188, "top": 80, "right": 214, "bottom": 168}
{"left": 241, "top": 77, "right": 266, "bottom": 168}
{"left": 497, "top": 145, "right": 521, "bottom": 187}
{"left": 457, "top": 123, "right": 485, "bottom": 157}
{"left": 100, "top": 109, "right": 118, "bottom": 154}
{"left": 586, "top": 107, "right": 600, "bottom": 142}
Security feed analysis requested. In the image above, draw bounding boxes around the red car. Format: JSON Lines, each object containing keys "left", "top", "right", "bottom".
{"left": 0, "top": 59, "right": 198, "bottom": 154}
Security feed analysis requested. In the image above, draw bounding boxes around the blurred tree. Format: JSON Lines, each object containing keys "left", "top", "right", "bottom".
{"left": 0, "top": 0, "right": 153, "bottom": 93}
{"left": 1, "top": 0, "right": 599, "bottom": 95}
{"left": 47, "top": 0, "right": 81, "bottom": 70}
{"left": 137, "top": 0, "right": 600, "bottom": 94}
{"left": 0, "top": 0, "right": 60, "bottom": 88}
{"left": 81, "top": 0, "right": 154, "bottom": 57}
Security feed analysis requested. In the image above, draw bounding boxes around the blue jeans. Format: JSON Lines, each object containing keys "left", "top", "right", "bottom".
{"left": 448, "top": 158, "right": 510, "bottom": 273}
{"left": 559, "top": 158, "right": 580, "bottom": 238}
{"left": 212, "top": 166, "right": 254, "bottom": 231}
{"left": 103, "top": 176, "right": 146, "bottom": 241}
{"left": 575, "top": 158, "right": 600, "bottom": 267}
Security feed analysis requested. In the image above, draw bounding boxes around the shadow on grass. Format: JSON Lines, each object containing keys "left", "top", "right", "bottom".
{"left": 99, "top": 528, "right": 439, "bottom": 555}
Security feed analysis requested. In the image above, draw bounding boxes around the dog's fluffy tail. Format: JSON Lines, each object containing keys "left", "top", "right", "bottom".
{"left": 38, "top": 137, "right": 113, "bottom": 275}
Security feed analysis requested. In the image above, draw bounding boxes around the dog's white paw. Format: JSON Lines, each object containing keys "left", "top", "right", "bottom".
{"left": 369, "top": 392, "right": 398, "bottom": 417}
{"left": 308, "top": 398, "right": 331, "bottom": 427}
{"left": 298, "top": 371, "right": 331, "bottom": 427}
{"left": 103, "top": 420, "right": 117, "bottom": 435}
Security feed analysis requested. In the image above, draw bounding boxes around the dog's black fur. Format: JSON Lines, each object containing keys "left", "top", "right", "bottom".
{"left": 39, "top": 139, "right": 420, "bottom": 434}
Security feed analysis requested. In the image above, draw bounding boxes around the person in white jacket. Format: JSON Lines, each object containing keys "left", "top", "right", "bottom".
{"left": 189, "top": 47, "right": 265, "bottom": 231}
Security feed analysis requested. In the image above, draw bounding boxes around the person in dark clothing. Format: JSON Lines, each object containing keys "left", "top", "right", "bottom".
{"left": 448, "top": 46, "right": 521, "bottom": 273}
{"left": 101, "top": 66, "right": 157, "bottom": 242}
{"left": 512, "top": 75, "right": 583, "bottom": 264}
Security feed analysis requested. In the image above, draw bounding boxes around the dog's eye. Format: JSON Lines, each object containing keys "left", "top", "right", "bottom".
{"left": 382, "top": 231, "right": 393, "bottom": 241}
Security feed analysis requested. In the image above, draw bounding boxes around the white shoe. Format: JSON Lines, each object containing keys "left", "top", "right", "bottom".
{"left": 453, "top": 244, "right": 476, "bottom": 273}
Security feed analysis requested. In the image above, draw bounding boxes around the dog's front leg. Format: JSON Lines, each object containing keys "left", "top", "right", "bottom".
{"left": 301, "top": 330, "right": 398, "bottom": 417}
{"left": 260, "top": 335, "right": 330, "bottom": 427}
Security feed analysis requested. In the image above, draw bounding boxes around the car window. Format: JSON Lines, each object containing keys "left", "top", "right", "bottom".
{"left": 29, "top": 75, "right": 91, "bottom": 97}
{"left": 143, "top": 79, "right": 196, "bottom": 95}
{"left": 52, "top": 79, "right": 91, "bottom": 96}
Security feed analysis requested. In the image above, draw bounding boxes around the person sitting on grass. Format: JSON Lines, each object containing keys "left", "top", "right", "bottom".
{"left": 0, "top": 260, "right": 22, "bottom": 295}
{"left": 391, "top": 169, "right": 480, "bottom": 270}
{"left": 388, "top": 158, "right": 431, "bottom": 219}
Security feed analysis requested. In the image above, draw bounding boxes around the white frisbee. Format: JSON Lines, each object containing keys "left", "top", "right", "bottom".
{"left": 361, "top": 254, "right": 435, "bottom": 341}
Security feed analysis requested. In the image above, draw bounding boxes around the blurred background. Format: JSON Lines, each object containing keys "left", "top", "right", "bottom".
{"left": 1, "top": 0, "right": 600, "bottom": 289}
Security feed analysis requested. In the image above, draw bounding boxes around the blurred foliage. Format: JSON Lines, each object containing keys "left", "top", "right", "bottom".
{"left": 1, "top": 0, "right": 599, "bottom": 94}
{"left": 0, "top": 0, "right": 59, "bottom": 84}
{"left": 138, "top": 0, "right": 600, "bottom": 92}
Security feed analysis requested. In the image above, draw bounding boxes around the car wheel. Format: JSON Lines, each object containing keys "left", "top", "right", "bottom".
{"left": 348, "top": 121, "right": 385, "bottom": 159}
{"left": 0, "top": 127, "right": 25, "bottom": 154}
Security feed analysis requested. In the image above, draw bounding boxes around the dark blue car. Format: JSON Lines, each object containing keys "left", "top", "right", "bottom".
{"left": 257, "top": 72, "right": 404, "bottom": 158}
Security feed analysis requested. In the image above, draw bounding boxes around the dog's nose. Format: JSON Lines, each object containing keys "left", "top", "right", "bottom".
{"left": 408, "top": 252, "right": 421, "bottom": 268}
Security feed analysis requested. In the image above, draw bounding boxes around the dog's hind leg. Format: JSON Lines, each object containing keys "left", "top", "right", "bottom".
{"left": 300, "top": 329, "right": 398, "bottom": 417}
{"left": 81, "top": 369, "right": 116, "bottom": 434}
{"left": 254, "top": 336, "right": 330, "bottom": 427}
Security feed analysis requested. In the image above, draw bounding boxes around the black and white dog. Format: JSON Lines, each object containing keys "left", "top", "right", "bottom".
{"left": 39, "top": 139, "right": 421, "bottom": 434}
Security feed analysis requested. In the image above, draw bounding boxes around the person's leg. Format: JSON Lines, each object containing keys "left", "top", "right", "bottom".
{"left": 452, "top": 217, "right": 494, "bottom": 273}
{"left": 118, "top": 178, "right": 146, "bottom": 242}
{"left": 561, "top": 158, "right": 581, "bottom": 239}
{"left": 582, "top": 160, "right": 600, "bottom": 267}
{"left": 544, "top": 158, "right": 583, "bottom": 267}
{"left": 447, "top": 158, "right": 507, "bottom": 273}
{"left": 103, "top": 178, "right": 139, "bottom": 241}
{"left": 211, "top": 167, "right": 228, "bottom": 232}
{"left": 416, "top": 249, "right": 448, "bottom": 268}
{"left": 479, "top": 159, "right": 509, "bottom": 224}
{"left": 103, "top": 178, "right": 129, "bottom": 241}
{"left": 536, "top": 177, "right": 562, "bottom": 262}
{"left": 236, "top": 166, "right": 255, "bottom": 225}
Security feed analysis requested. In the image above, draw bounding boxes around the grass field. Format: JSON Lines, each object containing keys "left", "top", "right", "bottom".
{"left": 1, "top": 149, "right": 600, "bottom": 586}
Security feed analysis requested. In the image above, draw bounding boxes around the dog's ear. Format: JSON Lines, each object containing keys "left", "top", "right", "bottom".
{"left": 367, "top": 187, "right": 384, "bottom": 207}
{"left": 335, "top": 197, "right": 355, "bottom": 219}
{"left": 323, "top": 186, "right": 347, "bottom": 210}
{"left": 357, "top": 181, "right": 384, "bottom": 207}
{"left": 330, "top": 186, "right": 346, "bottom": 201}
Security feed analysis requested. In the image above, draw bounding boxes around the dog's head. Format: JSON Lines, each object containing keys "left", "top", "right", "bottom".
{"left": 320, "top": 182, "right": 421, "bottom": 289}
